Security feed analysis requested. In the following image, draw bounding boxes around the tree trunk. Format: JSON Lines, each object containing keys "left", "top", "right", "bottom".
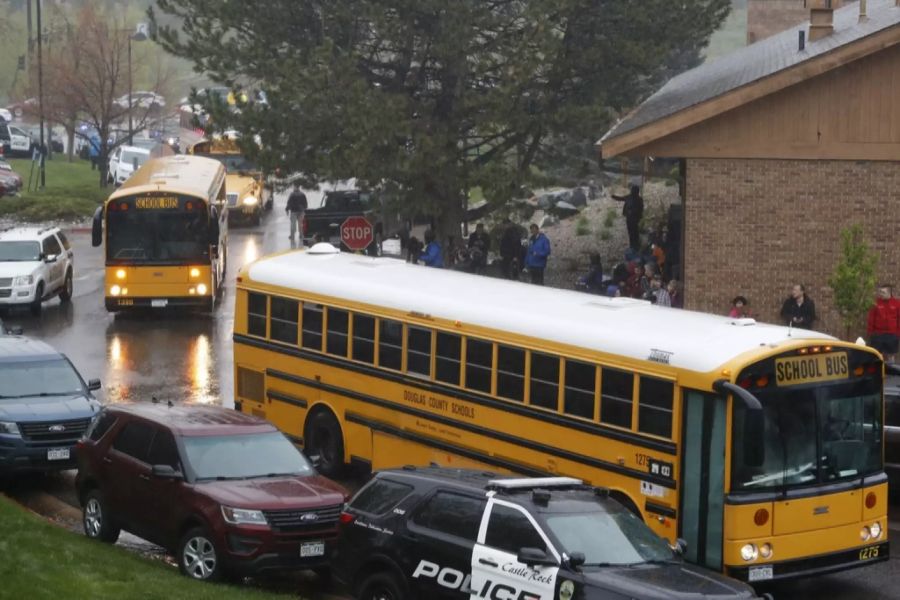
{"left": 65, "top": 126, "right": 76, "bottom": 163}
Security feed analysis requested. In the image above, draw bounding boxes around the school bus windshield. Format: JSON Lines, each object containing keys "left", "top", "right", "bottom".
{"left": 205, "top": 153, "right": 258, "bottom": 174}
{"left": 731, "top": 376, "right": 882, "bottom": 492}
{"left": 107, "top": 201, "right": 210, "bottom": 263}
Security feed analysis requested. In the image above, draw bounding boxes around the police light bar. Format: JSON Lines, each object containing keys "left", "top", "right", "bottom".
{"left": 488, "top": 477, "right": 583, "bottom": 490}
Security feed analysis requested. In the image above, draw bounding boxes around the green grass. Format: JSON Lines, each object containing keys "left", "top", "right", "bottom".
{"left": 575, "top": 215, "right": 591, "bottom": 236}
{"left": 1, "top": 158, "right": 109, "bottom": 222}
{"left": 0, "top": 495, "right": 290, "bottom": 600}
{"left": 468, "top": 186, "right": 485, "bottom": 205}
{"left": 603, "top": 208, "right": 618, "bottom": 229}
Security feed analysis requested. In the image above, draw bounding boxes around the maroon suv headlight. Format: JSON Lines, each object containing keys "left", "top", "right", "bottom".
{"left": 221, "top": 506, "right": 269, "bottom": 527}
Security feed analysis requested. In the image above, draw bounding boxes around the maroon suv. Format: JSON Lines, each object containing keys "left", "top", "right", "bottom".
{"left": 75, "top": 403, "right": 348, "bottom": 581}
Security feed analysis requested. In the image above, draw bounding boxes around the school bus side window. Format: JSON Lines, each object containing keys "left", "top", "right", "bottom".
{"left": 302, "top": 303, "right": 324, "bottom": 350}
{"left": 638, "top": 377, "right": 674, "bottom": 438}
{"left": 497, "top": 345, "right": 525, "bottom": 402}
{"left": 530, "top": 352, "right": 560, "bottom": 410}
{"left": 565, "top": 360, "right": 596, "bottom": 419}
{"left": 247, "top": 293, "right": 267, "bottom": 337}
{"left": 352, "top": 314, "right": 376, "bottom": 364}
{"left": 379, "top": 319, "right": 403, "bottom": 370}
{"left": 326, "top": 308, "right": 350, "bottom": 357}
{"left": 270, "top": 297, "right": 299, "bottom": 345}
{"left": 465, "top": 338, "right": 493, "bottom": 394}
{"left": 601, "top": 368, "right": 634, "bottom": 429}
{"left": 436, "top": 332, "right": 462, "bottom": 385}
{"left": 407, "top": 326, "right": 432, "bottom": 377}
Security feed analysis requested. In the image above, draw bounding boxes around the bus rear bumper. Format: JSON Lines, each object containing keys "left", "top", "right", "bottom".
{"left": 726, "top": 541, "right": 888, "bottom": 583}
{"left": 105, "top": 296, "right": 213, "bottom": 312}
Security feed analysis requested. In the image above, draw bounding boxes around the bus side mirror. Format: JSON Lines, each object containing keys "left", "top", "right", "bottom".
{"left": 91, "top": 206, "right": 103, "bottom": 247}
{"left": 209, "top": 219, "right": 220, "bottom": 246}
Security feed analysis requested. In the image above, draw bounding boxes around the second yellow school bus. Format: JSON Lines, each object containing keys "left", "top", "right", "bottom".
{"left": 92, "top": 154, "right": 228, "bottom": 311}
{"left": 233, "top": 244, "right": 888, "bottom": 583}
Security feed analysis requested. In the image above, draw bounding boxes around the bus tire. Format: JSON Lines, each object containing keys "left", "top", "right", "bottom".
{"left": 610, "top": 491, "right": 641, "bottom": 519}
{"left": 304, "top": 409, "right": 345, "bottom": 477}
{"left": 30, "top": 283, "right": 44, "bottom": 316}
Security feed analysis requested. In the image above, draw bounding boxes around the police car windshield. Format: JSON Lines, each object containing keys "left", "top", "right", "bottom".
{"left": 544, "top": 508, "right": 674, "bottom": 566}
{"left": 183, "top": 432, "right": 313, "bottom": 480}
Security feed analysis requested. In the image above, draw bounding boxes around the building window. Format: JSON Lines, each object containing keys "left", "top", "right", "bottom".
{"left": 379, "top": 319, "right": 403, "bottom": 371}
{"left": 564, "top": 360, "right": 596, "bottom": 420}
{"left": 497, "top": 345, "right": 525, "bottom": 402}
{"left": 269, "top": 297, "right": 299, "bottom": 345}
{"left": 302, "top": 303, "right": 324, "bottom": 350}
{"left": 465, "top": 338, "right": 493, "bottom": 394}
{"left": 407, "top": 326, "right": 432, "bottom": 377}
{"left": 435, "top": 332, "right": 462, "bottom": 385}
{"left": 326, "top": 308, "right": 349, "bottom": 357}
{"left": 601, "top": 368, "right": 634, "bottom": 429}
{"left": 530, "top": 352, "right": 559, "bottom": 411}
{"left": 247, "top": 293, "right": 267, "bottom": 338}
{"left": 352, "top": 314, "right": 376, "bottom": 364}
{"left": 638, "top": 377, "right": 674, "bottom": 438}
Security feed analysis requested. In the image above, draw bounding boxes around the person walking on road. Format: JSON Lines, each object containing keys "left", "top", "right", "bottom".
{"left": 867, "top": 284, "right": 900, "bottom": 363}
{"left": 780, "top": 284, "right": 817, "bottom": 330}
{"left": 524, "top": 224, "right": 551, "bottom": 285}
{"left": 612, "top": 184, "right": 644, "bottom": 252}
{"left": 420, "top": 229, "right": 444, "bottom": 268}
{"left": 286, "top": 184, "right": 308, "bottom": 244}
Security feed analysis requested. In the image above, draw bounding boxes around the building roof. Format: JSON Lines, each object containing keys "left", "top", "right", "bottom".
{"left": 242, "top": 248, "right": 836, "bottom": 374}
{"left": 600, "top": 0, "right": 900, "bottom": 155}
{"left": 107, "top": 154, "right": 226, "bottom": 204}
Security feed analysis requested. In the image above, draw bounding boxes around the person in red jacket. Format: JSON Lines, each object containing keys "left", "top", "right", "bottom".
{"left": 867, "top": 284, "right": 900, "bottom": 363}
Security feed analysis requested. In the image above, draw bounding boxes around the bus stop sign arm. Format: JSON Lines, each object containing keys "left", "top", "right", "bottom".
{"left": 713, "top": 379, "right": 762, "bottom": 411}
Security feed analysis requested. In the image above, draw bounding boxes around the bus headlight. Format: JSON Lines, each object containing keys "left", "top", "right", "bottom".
{"left": 196, "top": 283, "right": 208, "bottom": 295}
{"left": 242, "top": 196, "right": 258, "bottom": 206}
{"left": 759, "top": 543, "right": 773, "bottom": 559}
{"left": 189, "top": 267, "right": 200, "bottom": 278}
{"left": 860, "top": 526, "right": 871, "bottom": 541}
{"left": 740, "top": 544, "right": 758, "bottom": 562}
{"left": 870, "top": 522, "right": 882, "bottom": 539}
{"left": 115, "top": 269, "right": 126, "bottom": 280}
{"left": 110, "top": 285, "right": 121, "bottom": 297}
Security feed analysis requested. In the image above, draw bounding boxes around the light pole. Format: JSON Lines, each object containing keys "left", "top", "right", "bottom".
{"left": 127, "top": 23, "right": 148, "bottom": 146}
{"left": 36, "top": 0, "right": 45, "bottom": 188}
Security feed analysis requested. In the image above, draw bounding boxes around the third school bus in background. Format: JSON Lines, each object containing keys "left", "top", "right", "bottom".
{"left": 233, "top": 243, "right": 888, "bottom": 584}
{"left": 92, "top": 154, "right": 228, "bottom": 311}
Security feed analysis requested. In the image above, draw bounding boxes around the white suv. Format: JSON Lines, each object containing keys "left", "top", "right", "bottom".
{"left": 0, "top": 227, "right": 74, "bottom": 315}
{"left": 107, "top": 145, "right": 150, "bottom": 186}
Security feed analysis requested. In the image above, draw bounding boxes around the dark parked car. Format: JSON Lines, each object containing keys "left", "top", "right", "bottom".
{"left": 76, "top": 403, "right": 348, "bottom": 581}
{"left": 333, "top": 467, "right": 765, "bottom": 600}
{"left": 303, "top": 189, "right": 383, "bottom": 251}
{"left": 0, "top": 336, "right": 101, "bottom": 473}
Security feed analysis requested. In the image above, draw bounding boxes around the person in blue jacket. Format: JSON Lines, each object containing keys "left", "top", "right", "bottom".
{"left": 419, "top": 229, "right": 443, "bottom": 268}
{"left": 525, "top": 223, "right": 551, "bottom": 285}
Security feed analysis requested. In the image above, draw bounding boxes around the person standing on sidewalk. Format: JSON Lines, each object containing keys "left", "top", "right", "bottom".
{"left": 780, "top": 284, "right": 817, "bottom": 330}
{"left": 286, "top": 184, "right": 308, "bottom": 244}
{"left": 867, "top": 284, "right": 900, "bottom": 363}
{"left": 611, "top": 184, "right": 644, "bottom": 252}
{"left": 524, "top": 224, "right": 551, "bottom": 285}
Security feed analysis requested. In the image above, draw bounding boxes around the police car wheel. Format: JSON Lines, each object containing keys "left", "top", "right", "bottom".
{"left": 358, "top": 571, "right": 406, "bottom": 600}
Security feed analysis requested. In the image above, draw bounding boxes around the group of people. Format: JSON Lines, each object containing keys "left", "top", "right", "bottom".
{"left": 576, "top": 248, "right": 683, "bottom": 308}
{"left": 410, "top": 221, "right": 553, "bottom": 286}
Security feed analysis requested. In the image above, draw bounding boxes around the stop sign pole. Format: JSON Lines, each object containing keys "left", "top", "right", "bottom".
{"left": 340, "top": 216, "right": 374, "bottom": 252}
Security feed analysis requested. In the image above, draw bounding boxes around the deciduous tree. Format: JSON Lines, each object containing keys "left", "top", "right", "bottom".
{"left": 829, "top": 224, "right": 878, "bottom": 340}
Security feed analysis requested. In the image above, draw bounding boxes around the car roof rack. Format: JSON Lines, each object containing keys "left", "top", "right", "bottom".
{"left": 486, "top": 477, "right": 583, "bottom": 491}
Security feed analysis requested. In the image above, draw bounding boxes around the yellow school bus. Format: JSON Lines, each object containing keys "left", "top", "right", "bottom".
{"left": 92, "top": 154, "right": 228, "bottom": 311}
{"left": 188, "top": 134, "right": 269, "bottom": 225}
{"left": 233, "top": 245, "right": 888, "bottom": 583}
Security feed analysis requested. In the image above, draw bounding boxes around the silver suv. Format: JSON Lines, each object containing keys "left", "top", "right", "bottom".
{"left": 0, "top": 227, "right": 74, "bottom": 315}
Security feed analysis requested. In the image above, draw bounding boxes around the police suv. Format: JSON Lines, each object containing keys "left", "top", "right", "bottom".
{"left": 333, "top": 467, "right": 764, "bottom": 600}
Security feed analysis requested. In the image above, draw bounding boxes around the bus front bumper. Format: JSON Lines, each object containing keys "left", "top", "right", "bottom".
{"left": 105, "top": 296, "right": 213, "bottom": 311}
{"left": 727, "top": 540, "right": 888, "bottom": 583}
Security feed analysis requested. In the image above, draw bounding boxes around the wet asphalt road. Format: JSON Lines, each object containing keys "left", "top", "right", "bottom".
{"left": 4, "top": 196, "right": 900, "bottom": 598}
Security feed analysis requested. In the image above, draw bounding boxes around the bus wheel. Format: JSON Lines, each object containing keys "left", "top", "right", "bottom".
{"left": 610, "top": 491, "right": 641, "bottom": 518}
{"left": 304, "top": 409, "right": 345, "bottom": 477}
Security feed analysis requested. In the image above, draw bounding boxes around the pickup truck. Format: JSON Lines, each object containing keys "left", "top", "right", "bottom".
{"left": 303, "top": 190, "right": 383, "bottom": 251}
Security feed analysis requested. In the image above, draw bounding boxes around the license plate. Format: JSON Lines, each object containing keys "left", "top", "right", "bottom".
{"left": 748, "top": 565, "right": 773, "bottom": 582}
{"left": 300, "top": 541, "right": 325, "bottom": 558}
{"left": 151, "top": 299, "right": 168, "bottom": 308}
{"left": 47, "top": 448, "right": 70, "bottom": 461}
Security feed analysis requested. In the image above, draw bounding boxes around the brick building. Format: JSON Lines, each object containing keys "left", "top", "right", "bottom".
{"left": 747, "top": 0, "right": 848, "bottom": 43}
{"left": 600, "top": 0, "right": 900, "bottom": 337}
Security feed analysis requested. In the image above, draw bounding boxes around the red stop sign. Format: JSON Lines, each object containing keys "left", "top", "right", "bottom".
{"left": 340, "top": 216, "right": 374, "bottom": 251}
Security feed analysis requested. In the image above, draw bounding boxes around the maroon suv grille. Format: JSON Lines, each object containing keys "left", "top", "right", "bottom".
{"left": 18, "top": 418, "right": 91, "bottom": 443}
{"left": 263, "top": 504, "right": 342, "bottom": 532}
